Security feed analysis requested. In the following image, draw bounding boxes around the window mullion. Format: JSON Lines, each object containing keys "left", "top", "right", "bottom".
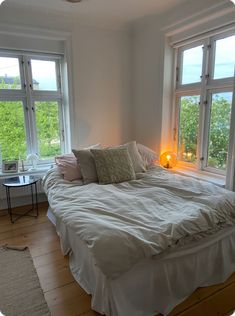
{"left": 58, "top": 100, "right": 65, "bottom": 153}
{"left": 23, "top": 56, "right": 38, "bottom": 156}
{"left": 22, "top": 98, "right": 32, "bottom": 158}
{"left": 198, "top": 39, "right": 211, "bottom": 171}
{"left": 18, "top": 55, "right": 32, "bottom": 158}
{"left": 201, "top": 91, "right": 212, "bottom": 171}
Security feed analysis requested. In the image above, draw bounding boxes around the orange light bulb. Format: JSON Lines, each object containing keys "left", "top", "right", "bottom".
{"left": 160, "top": 151, "right": 177, "bottom": 169}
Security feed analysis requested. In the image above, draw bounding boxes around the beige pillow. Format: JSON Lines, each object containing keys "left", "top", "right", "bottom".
{"left": 121, "top": 141, "right": 146, "bottom": 173}
{"left": 91, "top": 147, "right": 136, "bottom": 184}
{"left": 72, "top": 144, "right": 101, "bottom": 184}
{"left": 137, "top": 143, "right": 158, "bottom": 169}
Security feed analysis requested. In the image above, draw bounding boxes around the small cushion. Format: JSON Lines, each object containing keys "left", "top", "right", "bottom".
{"left": 72, "top": 144, "right": 101, "bottom": 184}
{"left": 137, "top": 143, "right": 157, "bottom": 168}
{"left": 121, "top": 141, "right": 146, "bottom": 173}
{"left": 91, "top": 147, "right": 136, "bottom": 184}
{"left": 55, "top": 154, "right": 82, "bottom": 181}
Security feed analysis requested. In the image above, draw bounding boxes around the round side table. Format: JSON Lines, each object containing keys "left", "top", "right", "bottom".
{"left": 2, "top": 175, "right": 39, "bottom": 223}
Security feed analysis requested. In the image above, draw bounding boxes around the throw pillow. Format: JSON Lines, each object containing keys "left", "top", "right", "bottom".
{"left": 91, "top": 147, "right": 136, "bottom": 184}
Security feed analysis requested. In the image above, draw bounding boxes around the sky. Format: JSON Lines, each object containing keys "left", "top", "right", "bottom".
{"left": 0, "top": 57, "right": 57, "bottom": 90}
{"left": 182, "top": 34, "right": 235, "bottom": 84}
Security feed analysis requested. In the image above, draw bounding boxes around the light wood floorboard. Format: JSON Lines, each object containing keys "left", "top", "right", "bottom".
{"left": 0, "top": 203, "right": 235, "bottom": 316}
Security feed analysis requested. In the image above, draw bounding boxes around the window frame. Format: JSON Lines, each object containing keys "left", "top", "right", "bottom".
{"left": 176, "top": 39, "right": 207, "bottom": 91}
{"left": 174, "top": 28, "right": 235, "bottom": 176}
{"left": 202, "top": 87, "right": 233, "bottom": 175}
{"left": 0, "top": 50, "right": 66, "bottom": 165}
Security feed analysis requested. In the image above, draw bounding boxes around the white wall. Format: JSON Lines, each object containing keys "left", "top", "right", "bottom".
{"left": 0, "top": 6, "right": 132, "bottom": 149}
{"left": 0, "top": 6, "right": 132, "bottom": 209}
{"left": 71, "top": 27, "right": 132, "bottom": 148}
{"left": 131, "top": 0, "right": 235, "bottom": 155}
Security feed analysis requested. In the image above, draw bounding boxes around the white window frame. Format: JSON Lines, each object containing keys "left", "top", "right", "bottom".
{"left": 174, "top": 28, "right": 235, "bottom": 176}
{"left": 0, "top": 50, "right": 66, "bottom": 165}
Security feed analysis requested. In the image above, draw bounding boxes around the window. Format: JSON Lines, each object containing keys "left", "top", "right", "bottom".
{"left": 175, "top": 30, "right": 235, "bottom": 174}
{"left": 0, "top": 52, "right": 65, "bottom": 163}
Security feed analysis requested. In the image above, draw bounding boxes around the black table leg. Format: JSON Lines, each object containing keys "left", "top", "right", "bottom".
{"left": 34, "top": 181, "right": 39, "bottom": 217}
{"left": 4, "top": 179, "right": 39, "bottom": 223}
{"left": 5, "top": 186, "right": 13, "bottom": 223}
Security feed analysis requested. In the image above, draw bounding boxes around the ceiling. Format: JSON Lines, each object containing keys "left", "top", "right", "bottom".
{"left": 2, "top": 0, "right": 187, "bottom": 27}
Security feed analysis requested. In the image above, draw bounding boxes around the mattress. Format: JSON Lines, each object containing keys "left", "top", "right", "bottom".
{"left": 44, "top": 167, "right": 235, "bottom": 315}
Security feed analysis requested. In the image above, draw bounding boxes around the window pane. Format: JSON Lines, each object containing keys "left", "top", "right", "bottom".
{"left": 0, "top": 57, "right": 21, "bottom": 90}
{"left": 207, "top": 92, "right": 232, "bottom": 170}
{"left": 178, "top": 96, "right": 200, "bottom": 163}
{"left": 214, "top": 35, "right": 235, "bottom": 80}
{"left": 181, "top": 46, "right": 203, "bottom": 85}
{"left": 0, "top": 101, "right": 27, "bottom": 160}
{"left": 31, "top": 60, "right": 58, "bottom": 91}
{"left": 35, "top": 101, "right": 61, "bottom": 159}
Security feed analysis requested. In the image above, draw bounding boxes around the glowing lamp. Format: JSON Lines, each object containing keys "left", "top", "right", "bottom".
{"left": 160, "top": 151, "right": 177, "bottom": 169}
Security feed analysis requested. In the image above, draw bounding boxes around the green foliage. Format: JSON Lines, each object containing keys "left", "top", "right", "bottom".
{"left": 178, "top": 96, "right": 199, "bottom": 163}
{"left": 35, "top": 101, "right": 61, "bottom": 159}
{"left": 0, "top": 81, "right": 61, "bottom": 161}
{"left": 208, "top": 95, "right": 231, "bottom": 170}
{"left": 0, "top": 100, "right": 27, "bottom": 160}
{"left": 179, "top": 95, "right": 232, "bottom": 170}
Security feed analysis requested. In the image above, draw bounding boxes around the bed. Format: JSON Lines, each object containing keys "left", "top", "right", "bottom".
{"left": 43, "top": 165, "right": 235, "bottom": 316}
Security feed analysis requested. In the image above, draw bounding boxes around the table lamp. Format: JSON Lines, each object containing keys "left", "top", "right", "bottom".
{"left": 160, "top": 151, "right": 177, "bottom": 169}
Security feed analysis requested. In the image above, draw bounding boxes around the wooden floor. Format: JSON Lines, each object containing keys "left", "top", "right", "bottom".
{"left": 0, "top": 202, "right": 235, "bottom": 316}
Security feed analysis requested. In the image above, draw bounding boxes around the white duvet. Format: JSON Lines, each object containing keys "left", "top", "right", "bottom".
{"left": 43, "top": 166, "right": 235, "bottom": 279}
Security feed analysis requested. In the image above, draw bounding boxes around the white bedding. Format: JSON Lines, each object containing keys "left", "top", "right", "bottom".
{"left": 43, "top": 166, "right": 235, "bottom": 279}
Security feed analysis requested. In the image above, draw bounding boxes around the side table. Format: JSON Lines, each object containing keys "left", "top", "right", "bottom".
{"left": 2, "top": 175, "right": 39, "bottom": 223}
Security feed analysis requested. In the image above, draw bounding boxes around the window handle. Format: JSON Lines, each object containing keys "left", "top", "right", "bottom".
{"left": 30, "top": 84, "right": 33, "bottom": 89}
{"left": 200, "top": 74, "right": 209, "bottom": 79}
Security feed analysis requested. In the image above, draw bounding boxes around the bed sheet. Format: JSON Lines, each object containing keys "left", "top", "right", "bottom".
{"left": 47, "top": 208, "right": 235, "bottom": 316}
{"left": 43, "top": 166, "right": 235, "bottom": 279}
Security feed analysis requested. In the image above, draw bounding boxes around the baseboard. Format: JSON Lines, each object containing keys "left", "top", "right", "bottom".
{"left": 0, "top": 200, "right": 49, "bottom": 213}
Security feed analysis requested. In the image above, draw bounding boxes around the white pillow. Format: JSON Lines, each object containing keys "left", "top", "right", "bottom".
{"left": 137, "top": 143, "right": 157, "bottom": 169}
{"left": 121, "top": 141, "right": 146, "bottom": 173}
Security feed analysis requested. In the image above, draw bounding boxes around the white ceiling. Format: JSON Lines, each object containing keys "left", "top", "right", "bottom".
{"left": 2, "top": 0, "right": 186, "bottom": 27}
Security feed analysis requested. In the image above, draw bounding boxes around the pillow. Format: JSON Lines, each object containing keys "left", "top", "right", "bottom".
{"left": 72, "top": 143, "right": 101, "bottom": 184}
{"left": 137, "top": 143, "right": 158, "bottom": 168}
{"left": 55, "top": 153, "right": 82, "bottom": 181}
{"left": 91, "top": 147, "right": 136, "bottom": 184}
{"left": 121, "top": 141, "right": 146, "bottom": 173}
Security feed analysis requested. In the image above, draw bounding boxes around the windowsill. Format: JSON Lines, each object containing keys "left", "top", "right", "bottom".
{"left": 171, "top": 165, "right": 226, "bottom": 187}
{"left": 0, "top": 164, "right": 53, "bottom": 178}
